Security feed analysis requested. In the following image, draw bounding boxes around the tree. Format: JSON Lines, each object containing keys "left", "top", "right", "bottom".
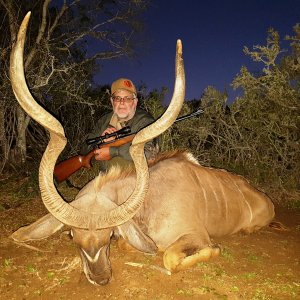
{"left": 0, "top": 0, "right": 149, "bottom": 171}
{"left": 144, "top": 25, "right": 300, "bottom": 199}
{"left": 231, "top": 27, "right": 300, "bottom": 192}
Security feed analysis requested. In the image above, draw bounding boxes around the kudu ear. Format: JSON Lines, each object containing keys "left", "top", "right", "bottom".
{"left": 10, "top": 213, "right": 64, "bottom": 242}
{"left": 117, "top": 220, "right": 158, "bottom": 254}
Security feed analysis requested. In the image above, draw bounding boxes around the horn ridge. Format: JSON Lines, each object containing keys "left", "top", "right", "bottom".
{"left": 10, "top": 12, "right": 185, "bottom": 229}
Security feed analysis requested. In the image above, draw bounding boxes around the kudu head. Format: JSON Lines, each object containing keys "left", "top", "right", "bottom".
{"left": 10, "top": 12, "right": 185, "bottom": 285}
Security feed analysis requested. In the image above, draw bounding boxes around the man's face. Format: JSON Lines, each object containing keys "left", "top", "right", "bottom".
{"left": 111, "top": 89, "right": 138, "bottom": 120}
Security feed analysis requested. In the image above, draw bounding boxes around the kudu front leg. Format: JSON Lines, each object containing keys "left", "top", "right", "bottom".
{"left": 163, "top": 233, "right": 220, "bottom": 272}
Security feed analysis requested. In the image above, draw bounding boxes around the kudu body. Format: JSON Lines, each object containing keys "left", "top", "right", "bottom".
{"left": 10, "top": 13, "right": 275, "bottom": 286}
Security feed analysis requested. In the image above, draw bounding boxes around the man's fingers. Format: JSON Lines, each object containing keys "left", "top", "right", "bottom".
{"left": 94, "top": 149, "right": 101, "bottom": 159}
{"left": 94, "top": 148, "right": 110, "bottom": 161}
{"left": 102, "top": 127, "right": 117, "bottom": 135}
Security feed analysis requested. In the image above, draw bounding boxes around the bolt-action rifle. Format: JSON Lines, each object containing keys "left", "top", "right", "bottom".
{"left": 54, "top": 109, "right": 204, "bottom": 183}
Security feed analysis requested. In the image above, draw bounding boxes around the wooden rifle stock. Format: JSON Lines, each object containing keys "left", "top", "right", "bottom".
{"left": 54, "top": 134, "right": 135, "bottom": 183}
{"left": 53, "top": 109, "right": 204, "bottom": 183}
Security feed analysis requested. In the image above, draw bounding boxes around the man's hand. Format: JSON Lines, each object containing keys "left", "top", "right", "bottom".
{"left": 101, "top": 127, "right": 117, "bottom": 142}
{"left": 94, "top": 147, "right": 111, "bottom": 161}
{"left": 93, "top": 127, "right": 117, "bottom": 161}
{"left": 102, "top": 127, "right": 117, "bottom": 136}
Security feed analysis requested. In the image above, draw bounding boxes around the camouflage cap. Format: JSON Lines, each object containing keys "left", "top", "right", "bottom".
{"left": 111, "top": 78, "right": 137, "bottom": 95}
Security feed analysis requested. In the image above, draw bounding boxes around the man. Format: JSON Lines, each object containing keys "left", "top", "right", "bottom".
{"left": 80, "top": 78, "right": 159, "bottom": 170}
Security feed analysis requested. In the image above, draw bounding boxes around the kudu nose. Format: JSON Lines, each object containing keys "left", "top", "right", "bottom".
{"left": 96, "top": 277, "right": 110, "bottom": 285}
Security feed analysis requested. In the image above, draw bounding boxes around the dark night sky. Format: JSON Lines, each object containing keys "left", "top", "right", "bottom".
{"left": 94, "top": 0, "right": 300, "bottom": 103}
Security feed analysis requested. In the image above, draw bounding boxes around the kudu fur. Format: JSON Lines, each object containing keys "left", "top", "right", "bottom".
{"left": 10, "top": 13, "right": 275, "bottom": 286}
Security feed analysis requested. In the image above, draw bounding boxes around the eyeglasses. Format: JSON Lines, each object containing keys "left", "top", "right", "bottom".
{"left": 112, "top": 96, "right": 136, "bottom": 103}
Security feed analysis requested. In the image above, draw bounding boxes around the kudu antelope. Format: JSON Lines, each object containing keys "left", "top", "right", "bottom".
{"left": 10, "top": 13, "right": 275, "bottom": 286}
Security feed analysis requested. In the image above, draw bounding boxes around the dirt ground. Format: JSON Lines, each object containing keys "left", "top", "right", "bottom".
{"left": 0, "top": 177, "right": 299, "bottom": 300}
